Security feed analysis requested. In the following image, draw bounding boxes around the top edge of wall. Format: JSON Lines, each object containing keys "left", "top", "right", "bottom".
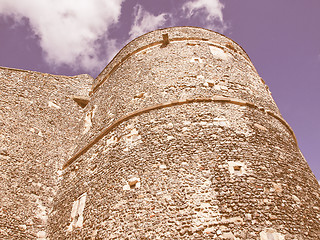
{"left": 94, "top": 26, "right": 253, "bottom": 91}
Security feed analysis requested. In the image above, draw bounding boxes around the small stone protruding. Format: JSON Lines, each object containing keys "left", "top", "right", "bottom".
{"left": 134, "top": 92, "right": 144, "bottom": 99}
{"left": 72, "top": 95, "right": 90, "bottom": 108}
{"left": 204, "top": 79, "right": 215, "bottom": 87}
{"left": 128, "top": 177, "right": 140, "bottom": 188}
{"left": 123, "top": 177, "right": 141, "bottom": 190}
{"left": 161, "top": 33, "right": 169, "bottom": 47}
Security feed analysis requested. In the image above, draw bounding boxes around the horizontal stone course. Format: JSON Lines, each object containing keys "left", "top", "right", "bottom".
{"left": 52, "top": 103, "right": 319, "bottom": 239}
{"left": 1, "top": 27, "right": 320, "bottom": 239}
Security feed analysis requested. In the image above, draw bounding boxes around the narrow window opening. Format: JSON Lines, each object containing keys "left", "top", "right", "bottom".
{"left": 234, "top": 165, "right": 242, "bottom": 172}
{"left": 228, "top": 161, "right": 246, "bottom": 176}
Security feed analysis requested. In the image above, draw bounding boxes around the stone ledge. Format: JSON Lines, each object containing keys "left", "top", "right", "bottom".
{"left": 62, "top": 96, "right": 297, "bottom": 170}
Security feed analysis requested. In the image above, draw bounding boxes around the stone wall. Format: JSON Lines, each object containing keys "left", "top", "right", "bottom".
{"left": 50, "top": 27, "right": 320, "bottom": 239}
{"left": 0, "top": 67, "right": 93, "bottom": 239}
{"left": 73, "top": 27, "right": 281, "bottom": 157}
{"left": 1, "top": 26, "right": 319, "bottom": 239}
{"left": 51, "top": 103, "right": 320, "bottom": 239}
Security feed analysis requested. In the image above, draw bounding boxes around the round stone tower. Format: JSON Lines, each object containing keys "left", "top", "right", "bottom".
{"left": 49, "top": 27, "right": 320, "bottom": 239}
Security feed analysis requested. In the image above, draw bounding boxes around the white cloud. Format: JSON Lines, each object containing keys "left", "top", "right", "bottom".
{"left": 182, "top": 0, "right": 226, "bottom": 31}
{"left": 0, "top": 0, "right": 124, "bottom": 73}
{"left": 129, "top": 4, "right": 169, "bottom": 40}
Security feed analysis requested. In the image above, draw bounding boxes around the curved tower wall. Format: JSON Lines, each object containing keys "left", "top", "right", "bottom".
{"left": 49, "top": 27, "right": 320, "bottom": 239}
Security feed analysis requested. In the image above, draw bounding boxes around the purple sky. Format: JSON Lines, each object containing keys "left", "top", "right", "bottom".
{"left": 0, "top": 0, "right": 319, "bottom": 180}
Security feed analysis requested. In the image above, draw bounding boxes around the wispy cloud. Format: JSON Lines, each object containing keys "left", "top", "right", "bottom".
{"left": 0, "top": 0, "right": 228, "bottom": 74}
{"left": 182, "top": 0, "right": 226, "bottom": 32}
{"left": 0, "top": 0, "right": 124, "bottom": 73}
{"left": 129, "top": 4, "right": 170, "bottom": 40}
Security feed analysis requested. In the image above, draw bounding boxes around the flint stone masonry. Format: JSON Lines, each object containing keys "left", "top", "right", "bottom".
{"left": 0, "top": 67, "right": 93, "bottom": 239}
{"left": 74, "top": 27, "right": 283, "bottom": 155}
{"left": 1, "top": 27, "right": 320, "bottom": 239}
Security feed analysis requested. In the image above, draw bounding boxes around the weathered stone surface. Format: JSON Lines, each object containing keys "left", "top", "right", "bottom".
{"left": 1, "top": 27, "right": 320, "bottom": 239}
{"left": 0, "top": 68, "right": 93, "bottom": 239}
{"left": 50, "top": 27, "right": 319, "bottom": 239}
{"left": 221, "top": 231, "right": 236, "bottom": 239}
{"left": 260, "top": 228, "right": 285, "bottom": 240}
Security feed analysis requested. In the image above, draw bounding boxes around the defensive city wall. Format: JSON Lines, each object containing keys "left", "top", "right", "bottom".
{"left": 0, "top": 27, "right": 319, "bottom": 239}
